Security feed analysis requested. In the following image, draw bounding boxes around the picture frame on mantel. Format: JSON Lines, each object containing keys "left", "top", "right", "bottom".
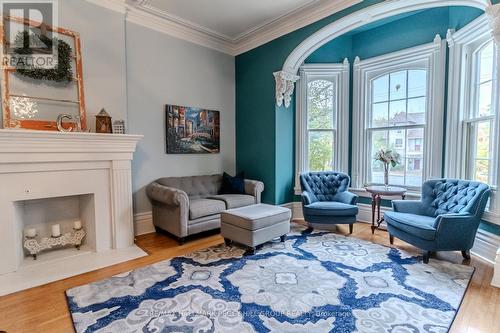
{"left": 165, "top": 104, "right": 220, "bottom": 154}
{"left": 0, "top": 16, "right": 86, "bottom": 131}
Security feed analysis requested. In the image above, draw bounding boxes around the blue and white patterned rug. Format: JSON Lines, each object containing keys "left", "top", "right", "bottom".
{"left": 66, "top": 223, "right": 474, "bottom": 333}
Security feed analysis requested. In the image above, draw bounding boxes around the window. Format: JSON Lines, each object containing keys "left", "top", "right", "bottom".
{"left": 352, "top": 36, "right": 446, "bottom": 190}
{"left": 446, "top": 15, "right": 500, "bottom": 219}
{"left": 368, "top": 70, "right": 427, "bottom": 187}
{"left": 466, "top": 40, "right": 497, "bottom": 185}
{"left": 295, "top": 62, "right": 350, "bottom": 193}
{"left": 307, "top": 79, "right": 336, "bottom": 171}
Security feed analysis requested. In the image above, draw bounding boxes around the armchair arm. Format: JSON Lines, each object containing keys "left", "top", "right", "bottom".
{"left": 333, "top": 191, "right": 358, "bottom": 205}
{"left": 434, "top": 213, "right": 479, "bottom": 250}
{"left": 301, "top": 191, "right": 315, "bottom": 206}
{"left": 392, "top": 200, "right": 422, "bottom": 215}
{"left": 244, "top": 179, "right": 264, "bottom": 203}
{"left": 146, "top": 182, "right": 189, "bottom": 207}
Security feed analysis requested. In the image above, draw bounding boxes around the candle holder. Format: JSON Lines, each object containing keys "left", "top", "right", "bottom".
{"left": 23, "top": 228, "right": 86, "bottom": 260}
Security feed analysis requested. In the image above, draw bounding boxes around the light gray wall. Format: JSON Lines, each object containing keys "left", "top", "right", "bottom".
{"left": 126, "top": 23, "right": 236, "bottom": 214}
{"left": 0, "top": 0, "right": 128, "bottom": 129}
{"left": 1, "top": 1, "right": 236, "bottom": 215}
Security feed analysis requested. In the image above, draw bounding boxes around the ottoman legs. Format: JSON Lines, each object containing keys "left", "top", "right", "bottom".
{"left": 224, "top": 238, "right": 232, "bottom": 246}
{"left": 280, "top": 234, "right": 286, "bottom": 242}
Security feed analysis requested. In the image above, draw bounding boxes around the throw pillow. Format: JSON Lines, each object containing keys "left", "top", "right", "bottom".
{"left": 219, "top": 172, "right": 245, "bottom": 194}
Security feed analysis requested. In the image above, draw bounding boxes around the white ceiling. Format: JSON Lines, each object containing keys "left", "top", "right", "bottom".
{"left": 92, "top": 0, "right": 361, "bottom": 55}
{"left": 143, "top": 0, "right": 318, "bottom": 41}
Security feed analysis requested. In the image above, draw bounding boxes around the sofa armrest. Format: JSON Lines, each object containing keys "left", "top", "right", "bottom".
{"left": 301, "top": 191, "right": 315, "bottom": 206}
{"left": 392, "top": 200, "right": 422, "bottom": 215}
{"left": 333, "top": 191, "right": 358, "bottom": 205}
{"left": 244, "top": 179, "right": 264, "bottom": 203}
{"left": 434, "top": 213, "right": 479, "bottom": 250}
{"left": 434, "top": 213, "right": 476, "bottom": 230}
{"left": 146, "top": 182, "right": 189, "bottom": 207}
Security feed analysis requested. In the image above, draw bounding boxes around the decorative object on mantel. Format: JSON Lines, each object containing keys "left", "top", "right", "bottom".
{"left": 113, "top": 120, "right": 126, "bottom": 134}
{"left": 24, "top": 225, "right": 86, "bottom": 260}
{"left": 165, "top": 104, "right": 220, "bottom": 154}
{"left": 57, "top": 114, "right": 85, "bottom": 132}
{"left": 95, "top": 109, "right": 113, "bottom": 133}
{"left": 13, "top": 30, "right": 74, "bottom": 83}
{"left": 9, "top": 93, "right": 38, "bottom": 119}
{"left": 273, "top": 70, "right": 299, "bottom": 108}
{"left": 0, "top": 16, "right": 86, "bottom": 131}
{"left": 374, "top": 149, "right": 401, "bottom": 189}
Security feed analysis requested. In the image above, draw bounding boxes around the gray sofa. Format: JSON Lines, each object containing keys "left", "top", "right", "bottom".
{"left": 146, "top": 174, "right": 264, "bottom": 243}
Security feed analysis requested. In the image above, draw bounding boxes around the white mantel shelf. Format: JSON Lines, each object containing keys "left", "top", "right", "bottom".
{"left": 0, "top": 129, "right": 146, "bottom": 295}
{"left": 0, "top": 129, "right": 143, "bottom": 162}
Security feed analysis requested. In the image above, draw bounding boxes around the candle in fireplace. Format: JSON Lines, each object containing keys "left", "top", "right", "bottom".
{"left": 25, "top": 228, "right": 37, "bottom": 238}
{"left": 51, "top": 224, "right": 61, "bottom": 237}
{"left": 74, "top": 220, "right": 82, "bottom": 230}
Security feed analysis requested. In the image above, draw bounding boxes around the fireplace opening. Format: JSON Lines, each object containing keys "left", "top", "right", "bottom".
{"left": 14, "top": 194, "right": 96, "bottom": 266}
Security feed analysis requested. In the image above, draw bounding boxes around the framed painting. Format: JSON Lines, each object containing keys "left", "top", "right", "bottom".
{"left": 165, "top": 104, "right": 220, "bottom": 154}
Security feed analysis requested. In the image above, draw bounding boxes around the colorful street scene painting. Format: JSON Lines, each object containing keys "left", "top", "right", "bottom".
{"left": 165, "top": 104, "right": 220, "bottom": 154}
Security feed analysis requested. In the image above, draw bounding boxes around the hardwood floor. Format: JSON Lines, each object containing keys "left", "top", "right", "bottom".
{"left": 0, "top": 221, "right": 498, "bottom": 333}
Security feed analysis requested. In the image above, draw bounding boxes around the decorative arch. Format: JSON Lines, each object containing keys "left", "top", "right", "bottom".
{"left": 274, "top": 0, "right": 496, "bottom": 107}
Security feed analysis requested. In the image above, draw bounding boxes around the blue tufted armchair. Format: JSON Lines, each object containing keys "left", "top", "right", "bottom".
{"left": 300, "top": 172, "right": 359, "bottom": 233}
{"left": 385, "top": 179, "right": 491, "bottom": 263}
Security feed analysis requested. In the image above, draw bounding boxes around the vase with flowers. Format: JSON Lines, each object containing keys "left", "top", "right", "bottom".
{"left": 374, "top": 149, "right": 401, "bottom": 189}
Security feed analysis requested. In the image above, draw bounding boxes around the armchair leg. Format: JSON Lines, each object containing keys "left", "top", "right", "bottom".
{"left": 422, "top": 251, "right": 432, "bottom": 264}
{"left": 305, "top": 226, "right": 314, "bottom": 233}
{"left": 349, "top": 224, "right": 353, "bottom": 234}
{"left": 389, "top": 234, "right": 394, "bottom": 245}
{"left": 462, "top": 250, "right": 471, "bottom": 260}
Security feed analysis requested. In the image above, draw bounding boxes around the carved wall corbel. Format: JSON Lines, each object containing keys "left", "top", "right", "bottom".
{"left": 273, "top": 71, "right": 299, "bottom": 108}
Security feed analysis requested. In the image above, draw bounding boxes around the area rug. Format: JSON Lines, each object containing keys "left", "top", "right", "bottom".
{"left": 66, "top": 223, "right": 474, "bottom": 333}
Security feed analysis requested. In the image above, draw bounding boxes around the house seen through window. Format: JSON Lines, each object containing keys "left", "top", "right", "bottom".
{"left": 369, "top": 69, "right": 427, "bottom": 187}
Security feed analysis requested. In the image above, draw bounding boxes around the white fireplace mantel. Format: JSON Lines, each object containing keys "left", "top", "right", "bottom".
{"left": 0, "top": 129, "right": 145, "bottom": 295}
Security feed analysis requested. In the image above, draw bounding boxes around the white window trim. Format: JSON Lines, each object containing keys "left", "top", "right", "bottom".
{"left": 446, "top": 14, "right": 500, "bottom": 225}
{"left": 352, "top": 35, "right": 446, "bottom": 190}
{"left": 294, "top": 60, "right": 350, "bottom": 195}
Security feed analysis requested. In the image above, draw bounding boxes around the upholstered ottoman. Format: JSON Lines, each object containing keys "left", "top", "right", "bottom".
{"left": 221, "top": 204, "right": 291, "bottom": 254}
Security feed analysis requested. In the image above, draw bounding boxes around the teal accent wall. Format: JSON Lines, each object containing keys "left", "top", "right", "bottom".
{"left": 236, "top": 0, "right": 384, "bottom": 204}
{"left": 236, "top": 3, "right": 500, "bottom": 235}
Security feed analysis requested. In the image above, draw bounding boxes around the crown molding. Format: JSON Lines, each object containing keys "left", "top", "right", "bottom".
{"left": 125, "top": 7, "right": 235, "bottom": 54}
{"left": 83, "top": 0, "right": 361, "bottom": 56}
{"left": 233, "top": 0, "right": 362, "bottom": 55}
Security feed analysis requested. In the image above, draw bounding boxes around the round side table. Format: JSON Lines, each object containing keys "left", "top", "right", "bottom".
{"left": 365, "top": 186, "right": 407, "bottom": 234}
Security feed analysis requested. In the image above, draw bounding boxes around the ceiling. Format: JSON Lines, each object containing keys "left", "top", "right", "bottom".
{"left": 144, "top": 0, "right": 318, "bottom": 41}
{"left": 117, "top": 0, "right": 361, "bottom": 55}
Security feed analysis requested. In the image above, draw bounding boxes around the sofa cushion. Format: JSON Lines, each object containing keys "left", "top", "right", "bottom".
{"left": 384, "top": 211, "right": 437, "bottom": 241}
{"left": 304, "top": 201, "right": 358, "bottom": 217}
{"left": 189, "top": 199, "right": 226, "bottom": 220}
{"left": 208, "top": 194, "right": 255, "bottom": 209}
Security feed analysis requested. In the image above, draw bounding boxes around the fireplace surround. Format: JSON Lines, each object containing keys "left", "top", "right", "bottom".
{"left": 0, "top": 129, "right": 145, "bottom": 295}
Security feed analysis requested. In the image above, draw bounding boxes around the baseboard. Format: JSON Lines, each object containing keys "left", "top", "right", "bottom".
{"left": 471, "top": 228, "right": 500, "bottom": 265}
{"left": 134, "top": 211, "right": 155, "bottom": 236}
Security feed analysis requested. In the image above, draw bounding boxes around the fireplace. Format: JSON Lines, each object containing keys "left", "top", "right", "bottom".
{"left": 0, "top": 129, "right": 145, "bottom": 295}
{"left": 16, "top": 194, "right": 95, "bottom": 263}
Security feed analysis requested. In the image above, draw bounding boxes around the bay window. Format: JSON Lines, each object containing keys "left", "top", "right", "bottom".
{"left": 446, "top": 15, "right": 500, "bottom": 218}
{"left": 352, "top": 36, "right": 446, "bottom": 190}
{"left": 294, "top": 62, "right": 350, "bottom": 193}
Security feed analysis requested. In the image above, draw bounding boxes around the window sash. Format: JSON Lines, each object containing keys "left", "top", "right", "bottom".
{"left": 367, "top": 125, "right": 425, "bottom": 189}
